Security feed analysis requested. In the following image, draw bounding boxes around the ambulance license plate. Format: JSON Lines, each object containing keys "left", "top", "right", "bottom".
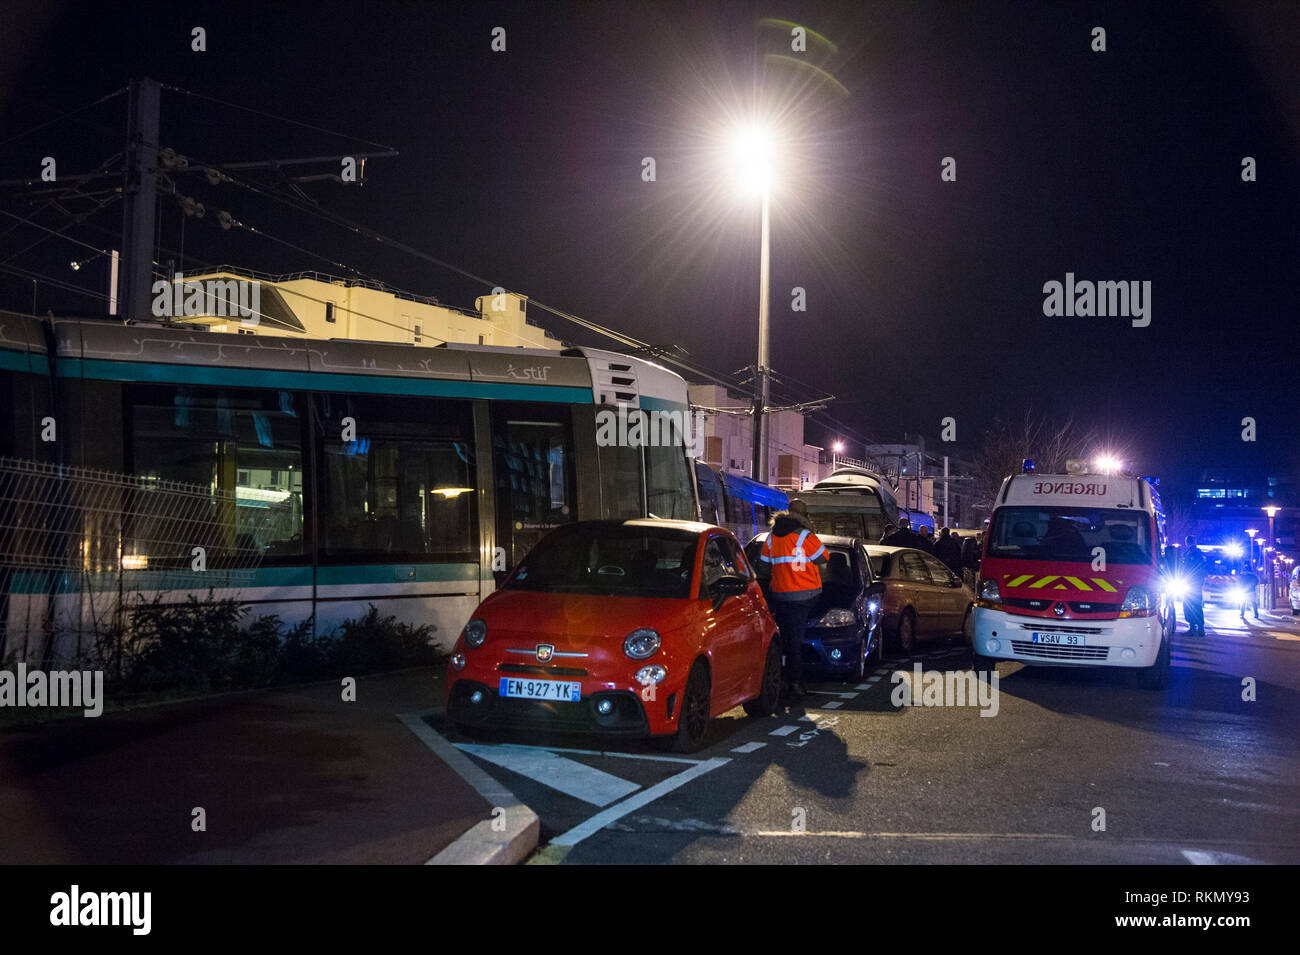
{"left": 1031, "top": 632, "right": 1086, "bottom": 646}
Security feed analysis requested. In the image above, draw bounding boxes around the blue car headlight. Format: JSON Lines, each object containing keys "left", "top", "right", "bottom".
{"left": 814, "top": 608, "right": 856, "bottom": 628}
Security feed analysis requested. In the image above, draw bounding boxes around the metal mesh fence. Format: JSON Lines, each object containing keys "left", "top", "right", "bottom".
{"left": 0, "top": 456, "right": 289, "bottom": 660}
{"left": 0, "top": 456, "right": 288, "bottom": 585}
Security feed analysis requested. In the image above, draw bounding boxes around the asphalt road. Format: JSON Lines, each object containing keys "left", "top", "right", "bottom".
{"left": 437, "top": 601, "right": 1300, "bottom": 864}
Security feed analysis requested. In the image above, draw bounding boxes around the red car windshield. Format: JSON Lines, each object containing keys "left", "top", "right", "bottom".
{"left": 988, "top": 506, "right": 1152, "bottom": 565}
{"left": 506, "top": 524, "right": 699, "bottom": 598}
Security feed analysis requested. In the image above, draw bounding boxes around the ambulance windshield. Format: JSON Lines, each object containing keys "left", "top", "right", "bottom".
{"left": 988, "top": 506, "right": 1152, "bottom": 565}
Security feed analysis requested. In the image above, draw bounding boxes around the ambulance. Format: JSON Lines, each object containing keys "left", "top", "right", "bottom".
{"left": 971, "top": 460, "right": 1175, "bottom": 689}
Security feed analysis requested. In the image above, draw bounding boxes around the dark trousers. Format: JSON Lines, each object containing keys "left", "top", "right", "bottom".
{"left": 1183, "top": 596, "right": 1205, "bottom": 634}
{"left": 1241, "top": 590, "right": 1259, "bottom": 618}
{"left": 769, "top": 598, "right": 812, "bottom": 686}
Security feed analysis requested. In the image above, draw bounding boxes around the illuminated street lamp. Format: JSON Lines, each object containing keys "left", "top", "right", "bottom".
{"left": 1093, "top": 454, "right": 1122, "bottom": 475}
{"left": 1245, "top": 527, "right": 1258, "bottom": 567}
{"left": 731, "top": 123, "right": 776, "bottom": 484}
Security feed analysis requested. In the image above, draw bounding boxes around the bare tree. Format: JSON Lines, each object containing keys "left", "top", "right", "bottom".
{"left": 969, "top": 411, "right": 1102, "bottom": 515}
{"left": 1162, "top": 495, "right": 1195, "bottom": 544}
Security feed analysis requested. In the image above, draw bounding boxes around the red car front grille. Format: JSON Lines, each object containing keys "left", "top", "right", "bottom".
{"left": 497, "top": 663, "right": 589, "bottom": 677}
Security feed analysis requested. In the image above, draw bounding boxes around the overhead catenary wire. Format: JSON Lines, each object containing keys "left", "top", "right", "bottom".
{"left": 0, "top": 87, "right": 127, "bottom": 149}
{"left": 1, "top": 85, "right": 886, "bottom": 451}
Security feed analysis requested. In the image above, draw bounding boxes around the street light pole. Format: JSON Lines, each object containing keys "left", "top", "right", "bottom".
{"left": 751, "top": 187, "right": 771, "bottom": 485}
{"left": 1264, "top": 506, "right": 1280, "bottom": 609}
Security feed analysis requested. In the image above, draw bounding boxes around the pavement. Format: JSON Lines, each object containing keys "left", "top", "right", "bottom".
{"left": 0, "top": 667, "right": 525, "bottom": 864}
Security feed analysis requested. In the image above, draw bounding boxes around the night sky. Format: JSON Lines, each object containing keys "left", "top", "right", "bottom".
{"left": 2, "top": 0, "right": 1297, "bottom": 504}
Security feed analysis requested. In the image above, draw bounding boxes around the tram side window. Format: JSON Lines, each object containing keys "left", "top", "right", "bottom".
{"left": 646, "top": 442, "right": 695, "bottom": 521}
{"left": 726, "top": 493, "right": 754, "bottom": 531}
{"left": 597, "top": 444, "right": 643, "bottom": 520}
{"left": 127, "top": 385, "right": 305, "bottom": 563}
{"left": 696, "top": 466, "right": 721, "bottom": 525}
{"left": 316, "top": 395, "right": 476, "bottom": 562}
{"left": 0, "top": 370, "right": 13, "bottom": 458}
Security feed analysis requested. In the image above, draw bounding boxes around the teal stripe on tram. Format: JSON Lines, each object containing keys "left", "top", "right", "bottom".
{"left": 58, "top": 357, "right": 594, "bottom": 404}
{"left": 315, "top": 563, "right": 479, "bottom": 586}
{"left": 0, "top": 348, "right": 31, "bottom": 373}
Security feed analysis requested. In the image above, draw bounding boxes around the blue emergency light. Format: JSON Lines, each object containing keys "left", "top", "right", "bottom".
{"left": 1022, "top": 459, "right": 1035, "bottom": 473}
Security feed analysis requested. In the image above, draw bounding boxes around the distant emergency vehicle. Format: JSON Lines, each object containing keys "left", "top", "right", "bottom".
{"left": 971, "top": 461, "right": 1175, "bottom": 689}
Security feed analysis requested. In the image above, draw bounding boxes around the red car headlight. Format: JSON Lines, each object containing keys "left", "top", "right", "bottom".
{"left": 623, "top": 628, "right": 661, "bottom": 659}
{"left": 463, "top": 619, "right": 487, "bottom": 648}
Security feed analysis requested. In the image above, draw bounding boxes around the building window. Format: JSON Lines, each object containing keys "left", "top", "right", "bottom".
{"left": 325, "top": 302, "right": 335, "bottom": 324}
{"left": 414, "top": 324, "right": 422, "bottom": 343}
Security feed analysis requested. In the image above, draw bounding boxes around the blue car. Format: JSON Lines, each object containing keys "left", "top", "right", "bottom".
{"left": 745, "top": 533, "right": 885, "bottom": 682}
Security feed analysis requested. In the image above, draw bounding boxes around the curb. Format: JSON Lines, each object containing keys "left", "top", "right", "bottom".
{"left": 397, "top": 709, "right": 539, "bottom": 865}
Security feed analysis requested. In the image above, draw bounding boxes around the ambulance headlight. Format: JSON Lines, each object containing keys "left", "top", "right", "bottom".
{"left": 1228, "top": 586, "right": 1246, "bottom": 603}
{"left": 1165, "top": 577, "right": 1188, "bottom": 600}
{"left": 1119, "top": 585, "right": 1156, "bottom": 618}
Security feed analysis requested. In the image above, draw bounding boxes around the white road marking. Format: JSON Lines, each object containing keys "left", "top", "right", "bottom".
{"left": 731, "top": 741, "right": 767, "bottom": 753}
{"left": 478, "top": 742, "right": 699, "bottom": 765}
{"left": 810, "top": 690, "right": 858, "bottom": 699}
{"left": 1181, "top": 849, "right": 1262, "bottom": 865}
{"left": 853, "top": 684, "right": 873, "bottom": 690}
{"left": 769, "top": 725, "right": 800, "bottom": 737}
{"left": 456, "top": 743, "right": 640, "bottom": 807}
{"left": 550, "top": 757, "right": 730, "bottom": 847}
{"left": 820, "top": 701, "right": 844, "bottom": 709}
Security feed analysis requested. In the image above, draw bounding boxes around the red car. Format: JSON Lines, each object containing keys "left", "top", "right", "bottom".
{"left": 446, "top": 519, "right": 783, "bottom": 752}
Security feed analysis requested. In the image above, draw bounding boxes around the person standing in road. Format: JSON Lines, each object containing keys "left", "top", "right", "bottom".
{"left": 1238, "top": 568, "right": 1261, "bottom": 621}
{"left": 1180, "top": 535, "right": 1208, "bottom": 636}
{"left": 917, "top": 526, "right": 935, "bottom": 553}
{"left": 960, "top": 535, "right": 981, "bottom": 589}
{"left": 935, "top": 527, "right": 963, "bottom": 575}
{"left": 881, "top": 517, "right": 916, "bottom": 548}
{"left": 758, "top": 499, "right": 828, "bottom": 700}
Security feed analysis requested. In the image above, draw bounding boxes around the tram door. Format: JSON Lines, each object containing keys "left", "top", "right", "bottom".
{"left": 491, "top": 404, "right": 577, "bottom": 579}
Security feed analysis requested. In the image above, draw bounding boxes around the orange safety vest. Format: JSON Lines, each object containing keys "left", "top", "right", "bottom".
{"left": 760, "top": 528, "right": 826, "bottom": 595}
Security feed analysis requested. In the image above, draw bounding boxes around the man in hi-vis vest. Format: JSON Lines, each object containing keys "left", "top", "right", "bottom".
{"left": 758, "top": 499, "right": 828, "bottom": 699}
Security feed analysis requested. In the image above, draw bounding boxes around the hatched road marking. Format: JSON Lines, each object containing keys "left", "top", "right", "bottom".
{"left": 456, "top": 743, "right": 640, "bottom": 807}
